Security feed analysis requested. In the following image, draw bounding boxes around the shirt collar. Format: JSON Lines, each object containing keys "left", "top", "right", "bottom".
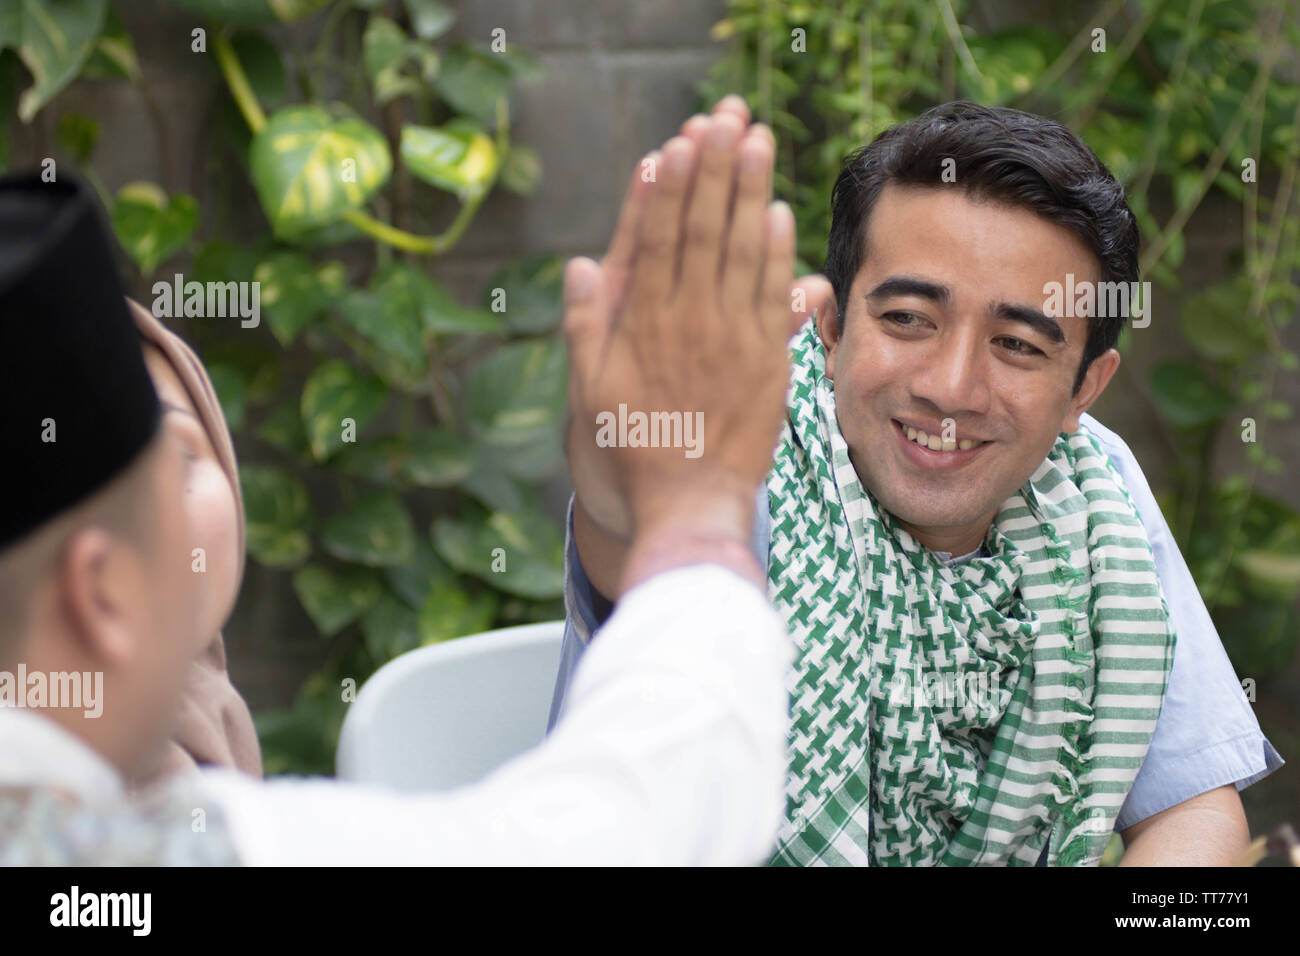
{"left": 0, "top": 708, "right": 124, "bottom": 802}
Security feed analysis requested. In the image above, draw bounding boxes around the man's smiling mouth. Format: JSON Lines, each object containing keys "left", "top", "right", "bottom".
{"left": 892, "top": 418, "right": 989, "bottom": 452}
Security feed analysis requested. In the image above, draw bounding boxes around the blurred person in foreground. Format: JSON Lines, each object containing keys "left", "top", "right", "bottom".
{"left": 0, "top": 91, "right": 828, "bottom": 864}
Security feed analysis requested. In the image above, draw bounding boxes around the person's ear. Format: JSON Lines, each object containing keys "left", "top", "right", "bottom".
{"left": 59, "top": 528, "right": 136, "bottom": 667}
{"left": 817, "top": 296, "right": 842, "bottom": 381}
{"left": 1063, "top": 348, "right": 1120, "bottom": 433}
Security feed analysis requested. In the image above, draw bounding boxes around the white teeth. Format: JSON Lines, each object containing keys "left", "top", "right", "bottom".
{"left": 901, "top": 422, "right": 984, "bottom": 452}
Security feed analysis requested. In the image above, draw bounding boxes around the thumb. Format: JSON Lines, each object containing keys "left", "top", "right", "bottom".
{"left": 562, "top": 256, "right": 611, "bottom": 379}
{"left": 788, "top": 274, "right": 834, "bottom": 338}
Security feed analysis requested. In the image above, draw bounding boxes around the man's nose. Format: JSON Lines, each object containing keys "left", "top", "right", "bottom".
{"left": 908, "top": 325, "right": 992, "bottom": 418}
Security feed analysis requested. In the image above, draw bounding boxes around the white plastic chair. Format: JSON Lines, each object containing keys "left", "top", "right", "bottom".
{"left": 335, "top": 620, "right": 565, "bottom": 793}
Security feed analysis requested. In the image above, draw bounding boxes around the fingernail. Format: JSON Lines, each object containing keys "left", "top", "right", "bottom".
{"left": 664, "top": 138, "right": 693, "bottom": 172}
{"left": 741, "top": 137, "right": 768, "bottom": 171}
{"left": 565, "top": 259, "right": 596, "bottom": 303}
{"left": 711, "top": 116, "right": 740, "bottom": 149}
{"left": 719, "top": 94, "right": 747, "bottom": 113}
{"left": 769, "top": 201, "right": 793, "bottom": 233}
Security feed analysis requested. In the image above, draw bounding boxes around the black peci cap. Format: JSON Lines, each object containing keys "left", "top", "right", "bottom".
{"left": 0, "top": 172, "right": 160, "bottom": 549}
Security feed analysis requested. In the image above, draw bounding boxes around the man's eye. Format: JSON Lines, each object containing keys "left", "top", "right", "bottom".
{"left": 883, "top": 311, "right": 923, "bottom": 327}
{"left": 996, "top": 336, "right": 1042, "bottom": 356}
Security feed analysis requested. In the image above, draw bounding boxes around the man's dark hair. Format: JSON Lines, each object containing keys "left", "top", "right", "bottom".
{"left": 823, "top": 101, "right": 1140, "bottom": 392}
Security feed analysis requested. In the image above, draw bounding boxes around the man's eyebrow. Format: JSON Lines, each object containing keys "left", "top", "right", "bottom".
{"left": 864, "top": 276, "right": 952, "bottom": 305}
{"left": 992, "top": 302, "right": 1066, "bottom": 345}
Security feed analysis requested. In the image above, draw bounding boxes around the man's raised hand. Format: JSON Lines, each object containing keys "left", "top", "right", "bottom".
{"left": 563, "top": 103, "right": 832, "bottom": 576}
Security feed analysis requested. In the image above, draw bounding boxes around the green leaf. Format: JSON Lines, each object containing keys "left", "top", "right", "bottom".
{"left": 373, "top": 260, "right": 501, "bottom": 336}
{"left": 465, "top": 338, "right": 567, "bottom": 445}
{"left": 300, "top": 359, "right": 388, "bottom": 461}
{"left": 1214, "top": 601, "right": 1300, "bottom": 677}
{"left": 256, "top": 401, "right": 310, "bottom": 457}
{"left": 332, "top": 435, "right": 409, "bottom": 483}
{"left": 457, "top": 454, "right": 525, "bottom": 512}
{"left": 384, "top": 537, "right": 452, "bottom": 608}
{"left": 56, "top": 111, "right": 99, "bottom": 163}
{"left": 403, "top": 428, "right": 476, "bottom": 486}
{"left": 418, "top": 582, "right": 496, "bottom": 644}
{"left": 489, "top": 429, "right": 563, "bottom": 481}
{"left": 231, "top": 31, "right": 285, "bottom": 107}
{"left": 404, "top": 0, "right": 455, "bottom": 40}
{"left": 81, "top": 6, "right": 139, "bottom": 81}
{"left": 362, "top": 15, "right": 419, "bottom": 105}
{"left": 362, "top": 591, "right": 422, "bottom": 661}
{"left": 1149, "top": 360, "right": 1235, "bottom": 429}
{"left": 400, "top": 119, "right": 499, "bottom": 199}
{"left": 254, "top": 672, "right": 345, "bottom": 777}
{"left": 249, "top": 104, "right": 391, "bottom": 238}
{"left": 434, "top": 45, "right": 511, "bottom": 125}
{"left": 254, "top": 251, "right": 346, "bottom": 346}
{"left": 362, "top": 15, "right": 405, "bottom": 79}
{"left": 336, "top": 266, "right": 432, "bottom": 387}
{"left": 0, "top": 0, "right": 106, "bottom": 122}
{"left": 204, "top": 362, "right": 249, "bottom": 432}
{"left": 484, "top": 255, "right": 564, "bottom": 333}
{"left": 168, "top": 0, "right": 330, "bottom": 24}
{"left": 432, "top": 507, "right": 564, "bottom": 598}
{"left": 1236, "top": 549, "right": 1300, "bottom": 601}
{"left": 292, "top": 563, "right": 382, "bottom": 636}
{"left": 109, "top": 182, "right": 198, "bottom": 275}
{"left": 321, "top": 490, "right": 416, "bottom": 566}
{"left": 1181, "top": 278, "right": 1268, "bottom": 363}
{"left": 499, "top": 143, "right": 541, "bottom": 196}
{"left": 405, "top": 38, "right": 439, "bottom": 81}
{"left": 192, "top": 238, "right": 261, "bottom": 286}
{"left": 240, "top": 464, "right": 313, "bottom": 567}
{"left": 203, "top": 338, "right": 280, "bottom": 405}
{"left": 419, "top": 274, "right": 503, "bottom": 335}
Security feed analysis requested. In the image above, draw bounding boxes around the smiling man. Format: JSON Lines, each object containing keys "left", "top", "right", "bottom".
{"left": 554, "top": 100, "right": 1283, "bottom": 866}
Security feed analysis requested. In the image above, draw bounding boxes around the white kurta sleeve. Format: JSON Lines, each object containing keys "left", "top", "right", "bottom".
{"left": 198, "top": 563, "right": 792, "bottom": 865}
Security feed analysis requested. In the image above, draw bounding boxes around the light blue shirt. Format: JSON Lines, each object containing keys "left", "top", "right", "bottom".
{"left": 548, "top": 413, "right": 1284, "bottom": 832}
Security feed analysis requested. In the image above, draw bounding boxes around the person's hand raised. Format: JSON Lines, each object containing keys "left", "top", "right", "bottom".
{"left": 563, "top": 100, "right": 832, "bottom": 555}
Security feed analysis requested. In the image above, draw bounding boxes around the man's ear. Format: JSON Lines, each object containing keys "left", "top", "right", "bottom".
{"left": 817, "top": 298, "right": 842, "bottom": 380}
{"left": 1063, "top": 347, "right": 1120, "bottom": 433}
{"left": 59, "top": 528, "right": 136, "bottom": 667}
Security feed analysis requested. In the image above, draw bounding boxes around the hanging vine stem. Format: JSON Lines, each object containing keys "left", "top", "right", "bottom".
{"left": 1139, "top": 10, "right": 1289, "bottom": 276}
{"left": 209, "top": 27, "right": 503, "bottom": 257}
{"left": 1203, "top": 109, "right": 1300, "bottom": 610}
{"left": 936, "top": 0, "right": 984, "bottom": 88}
{"left": 1129, "top": 0, "right": 1204, "bottom": 201}
{"left": 1024, "top": 0, "right": 1127, "bottom": 98}
{"left": 1069, "top": 0, "right": 1164, "bottom": 132}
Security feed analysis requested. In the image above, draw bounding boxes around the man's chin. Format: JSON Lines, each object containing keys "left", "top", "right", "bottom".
{"left": 870, "top": 484, "right": 1003, "bottom": 541}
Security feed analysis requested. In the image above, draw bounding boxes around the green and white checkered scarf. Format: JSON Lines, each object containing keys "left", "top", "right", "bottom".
{"left": 766, "top": 321, "right": 1175, "bottom": 866}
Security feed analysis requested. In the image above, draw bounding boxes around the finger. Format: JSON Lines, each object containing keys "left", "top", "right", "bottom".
{"left": 680, "top": 96, "right": 750, "bottom": 146}
{"left": 712, "top": 93, "right": 751, "bottom": 127}
{"left": 678, "top": 111, "right": 745, "bottom": 300}
{"left": 603, "top": 149, "right": 659, "bottom": 297}
{"left": 721, "top": 127, "right": 774, "bottom": 311}
{"left": 759, "top": 201, "right": 797, "bottom": 340}
{"left": 679, "top": 112, "right": 708, "bottom": 139}
{"left": 562, "top": 256, "right": 611, "bottom": 382}
{"left": 629, "top": 136, "right": 698, "bottom": 307}
{"left": 789, "top": 273, "right": 835, "bottom": 339}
